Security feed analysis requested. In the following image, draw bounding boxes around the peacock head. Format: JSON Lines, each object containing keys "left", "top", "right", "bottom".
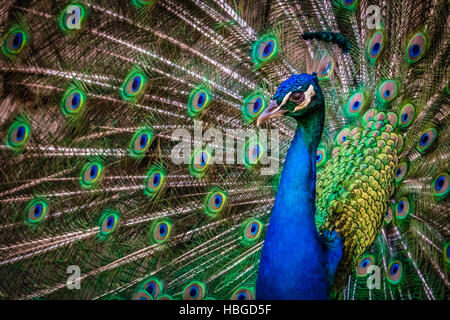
{"left": 257, "top": 73, "right": 324, "bottom": 126}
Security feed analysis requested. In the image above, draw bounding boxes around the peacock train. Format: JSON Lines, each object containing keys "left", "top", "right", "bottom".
{"left": 0, "top": 0, "right": 448, "bottom": 300}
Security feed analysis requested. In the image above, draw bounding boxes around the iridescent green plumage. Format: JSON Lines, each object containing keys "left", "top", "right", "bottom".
{"left": 0, "top": 0, "right": 448, "bottom": 300}
{"left": 316, "top": 109, "right": 400, "bottom": 291}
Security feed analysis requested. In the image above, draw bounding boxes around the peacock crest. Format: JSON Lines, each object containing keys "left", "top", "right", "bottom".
{"left": 0, "top": 0, "right": 448, "bottom": 300}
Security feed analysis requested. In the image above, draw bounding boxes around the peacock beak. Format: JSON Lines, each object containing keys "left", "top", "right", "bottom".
{"left": 257, "top": 100, "right": 286, "bottom": 126}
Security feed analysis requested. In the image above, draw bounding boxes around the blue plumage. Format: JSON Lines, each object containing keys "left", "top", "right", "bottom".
{"left": 0, "top": 0, "right": 447, "bottom": 301}
{"left": 256, "top": 74, "right": 344, "bottom": 299}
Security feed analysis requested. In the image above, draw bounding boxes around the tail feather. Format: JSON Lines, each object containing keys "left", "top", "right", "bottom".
{"left": 0, "top": 0, "right": 448, "bottom": 300}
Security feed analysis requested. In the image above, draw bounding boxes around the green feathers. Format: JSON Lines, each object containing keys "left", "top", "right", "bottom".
{"left": 241, "top": 93, "right": 266, "bottom": 124}
{"left": 129, "top": 127, "right": 154, "bottom": 158}
{"left": 2, "top": 26, "right": 28, "bottom": 58}
{"left": 59, "top": 2, "right": 87, "bottom": 32}
{"left": 98, "top": 209, "right": 120, "bottom": 238}
{"left": 5, "top": 119, "right": 31, "bottom": 152}
{"left": 0, "top": 0, "right": 447, "bottom": 301}
{"left": 61, "top": 86, "right": 87, "bottom": 117}
{"left": 144, "top": 165, "right": 166, "bottom": 198}
{"left": 25, "top": 198, "right": 49, "bottom": 225}
{"left": 121, "top": 69, "right": 147, "bottom": 101}
{"left": 203, "top": 187, "right": 228, "bottom": 218}
{"left": 79, "top": 161, "right": 104, "bottom": 189}
{"left": 187, "top": 86, "right": 211, "bottom": 118}
{"left": 252, "top": 34, "right": 278, "bottom": 66}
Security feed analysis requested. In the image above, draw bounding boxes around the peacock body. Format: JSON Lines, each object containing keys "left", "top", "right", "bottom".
{"left": 0, "top": 0, "right": 448, "bottom": 300}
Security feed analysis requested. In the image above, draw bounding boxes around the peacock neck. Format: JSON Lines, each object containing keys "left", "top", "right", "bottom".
{"left": 275, "top": 115, "right": 322, "bottom": 230}
{"left": 256, "top": 112, "right": 328, "bottom": 299}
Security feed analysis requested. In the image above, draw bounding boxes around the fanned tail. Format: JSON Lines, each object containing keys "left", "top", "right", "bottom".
{"left": 0, "top": 0, "right": 448, "bottom": 300}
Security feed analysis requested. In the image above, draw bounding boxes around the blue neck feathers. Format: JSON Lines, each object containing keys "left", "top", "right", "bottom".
{"left": 256, "top": 112, "right": 333, "bottom": 299}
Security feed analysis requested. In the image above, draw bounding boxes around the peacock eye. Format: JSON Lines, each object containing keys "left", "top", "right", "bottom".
{"left": 315, "top": 147, "right": 327, "bottom": 168}
{"left": 144, "top": 166, "right": 165, "bottom": 197}
{"left": 231, "top": 287, "right": 254, "bottom": 300}
{"left": 241, "top": 219, "right": 263, "bottom": 245}
{"left": 183, "top": 281, "right": 206, "bottom": 300}
{"left": 387, "top": 260, "right": 403, "bottom": 284}
{"left": 6, "top": 120, "right": 31, "bottom": 150}
{"left": 80, "top": 162, "right": 103, "bottom": 189}
{"left": 289, "top": 91, "right": 305, "bottom": 104}
{"left": 141, "top": 278, "right": 162, "bottom": 298}
{"left": 3, "top": 28, "right": 27, "bottom": 56}
{"left": 60, "top": 4, "right": 87, "bottom": 31}
{"left": 129, "top": 128, "right": 153, "bottom": 158}
{"left": 152, "top": 219, "right": 172, "bottom": 243}
{"left": 356, "top": 255, "right": 375, "bottom": 276}
{"left": 98, "top": 210, "right": 120, "bottom": 237}
{"left": 132, "top": 290, "right": 153, "bottom": 300}
{"left": 203, "top": 188, "right": 227, "bottom": 217}
{"left": 26, "top": 198, "right": 49, "bottom": 224}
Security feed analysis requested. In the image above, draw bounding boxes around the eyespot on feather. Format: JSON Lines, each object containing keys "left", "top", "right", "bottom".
{"left": 394, "top": 162, "right": 408, "bottom": 183}
{"left": 151, "top": 219, "right": 172, "bottom": 244}
{"left": 231, "top": 287, "right": 254, "bottom": 300}
{"left": 79, "top": 162, "right": 104, "bottom": 189}
{"left": 416, "top": 128, "right": 437, "bottom": 153}
{"left": 336, "top": 127, "right": 350, "bottom": 145}
{"left": 98, "top": 210, "right": 120, "bottom": 237}
{"left": 377, "top": 80, "right": 398, "bottom": 103}
{"left": 183, "top": 281, "right": 205, "bottom": 300}
{"left": 190, "top": 148, "right": 212, "bottom": 178}
{"left": 140, "top": 277, "right": 163, "bottom": 298}
{"left": 252, "top": 35, "right": 277, "bottom": 64}
{"left": 398, "top": 103, "right": 415, "bottom": 128}
{"left": 242, "top": 93, "right": 266, "bottom": 124}
{"left": 121, "top": 71, "right": 147, "bottom": 101}
{"left": 2, "top": 27, "right": 28, "bottom": 57}
{"left": 144, "top": 166, "right": 165, "bottom": 197}
{"left": 366, "top": 30, "right": 384, "bottom": 64}
{"left": 25, "top": 198, "right": 49, "bottom": 224}
{"left": 395, "top": 197, "right": 411, "bottom": 220}
{"left": 316, "top": 146, "right": 328, "bottom": 168}
{"left": 129, "top": 128, "right": 153, "bottom": 158}
{"left": 405, "top": 31, "right": 428, "bottom": 64}
{"left": 386, "top": 260, "right": 403, "bottom": 284}
{"left": 241, "top": 219, "right": 263, "bottom": 245}
{"left": 187, "top": 86, "right": 211, "bottom": 117}
{"left": 316, "top": 56, "right": 334, "bottom": 80}
{"left": 132, "top": 290, "right": 153, "bottom": 300}
{"left": 340, "top": 0, "right": 358, "bottom": 9}
{"left": 432, "top": 173, "right": 448, "bottom": 200}
{"left": 384, "top": 202, "right": 395, "bottom": 224}
{"left": 244, "top": 139, "right": 264, "bottom": 168}
{"left": 386, "top": 112, "right": 398, "bottom": 128}
{"left": 203, "top": 188, "right": 227, "bottom": 217}
{"left": 59, "top": 3, "right": 87, "bottom": 32}
{"left": 344, "top": 90, "right": 367, "bottom": 118}
{"left": 356, "top": 255, "right": 375, "bottom": 276}
{"left": 362, "top": 109, "right": 377, "bottom": 125}
{"left": 61, "top": 87, "right": 86, "bottom": 116}
{"left": 6, "top": 120, "right": 31, "bottom": 150}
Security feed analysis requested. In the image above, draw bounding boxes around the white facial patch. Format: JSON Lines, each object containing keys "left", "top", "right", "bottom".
{"left": 280, "top": 91, "right": 292, "bottom": 107}
{"left": 293, "top": 85, "right": 315, "bottom": 112}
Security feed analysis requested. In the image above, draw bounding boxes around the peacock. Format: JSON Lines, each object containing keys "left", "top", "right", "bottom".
{"left": 0, "top": 0, "right": 448, "bottom": 300}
